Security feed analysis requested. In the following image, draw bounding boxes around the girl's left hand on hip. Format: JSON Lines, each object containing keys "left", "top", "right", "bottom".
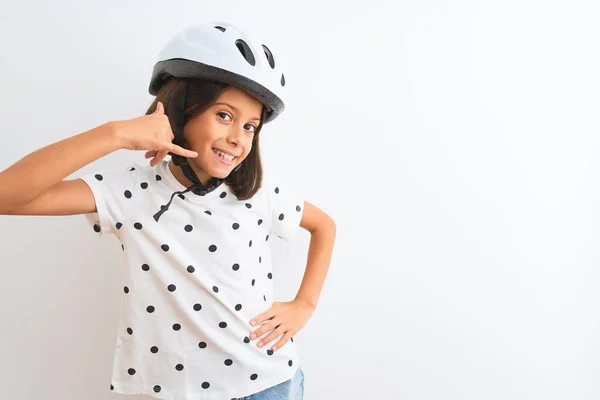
{"left": 248, "top": 299, "right": 315, "bottom": 352}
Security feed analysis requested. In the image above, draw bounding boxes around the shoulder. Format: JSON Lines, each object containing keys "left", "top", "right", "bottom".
{"left": 78, "top": 160, "right": 163, "bottom": 202}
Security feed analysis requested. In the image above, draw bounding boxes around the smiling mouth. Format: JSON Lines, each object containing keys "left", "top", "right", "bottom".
{"left": 212, "top": 148, "right": 238, "bottom": 163}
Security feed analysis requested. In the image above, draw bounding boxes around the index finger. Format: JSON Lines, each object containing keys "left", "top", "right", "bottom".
{"left": 170, "top": 144, "right": 198, "bottom": 159}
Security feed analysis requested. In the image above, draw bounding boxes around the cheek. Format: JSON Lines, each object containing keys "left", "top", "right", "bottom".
{"left": 185, "top": 130, "right": 217, "bottom": 151}
{"left": 242, "top": 139, "right": 255, "bottom": 157}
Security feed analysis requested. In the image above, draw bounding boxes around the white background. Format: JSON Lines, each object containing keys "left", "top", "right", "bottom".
{"left": 1, "top": 1, "right": 600, "bottom": 399}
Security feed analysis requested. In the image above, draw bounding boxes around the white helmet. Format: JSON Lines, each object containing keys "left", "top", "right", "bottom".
{"left": 149, "top": 21, "right": 287, "bottom": 123}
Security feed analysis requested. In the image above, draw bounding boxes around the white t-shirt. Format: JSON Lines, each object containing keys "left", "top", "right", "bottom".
{"left": 77, "top": 159, "right": 304, "bottom": 400}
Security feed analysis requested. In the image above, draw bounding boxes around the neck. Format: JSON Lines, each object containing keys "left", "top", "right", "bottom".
{"left": 168, "top": 159, "right": 213, "bottom": 186}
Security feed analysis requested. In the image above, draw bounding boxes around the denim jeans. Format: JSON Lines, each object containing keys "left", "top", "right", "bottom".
{"left": 235, "top": 367, "right": 304, "bottom": 400}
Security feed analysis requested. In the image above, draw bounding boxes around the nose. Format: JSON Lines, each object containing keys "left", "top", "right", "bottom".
{"left": 226, "top": 124, "right": 246, "bottom": 146}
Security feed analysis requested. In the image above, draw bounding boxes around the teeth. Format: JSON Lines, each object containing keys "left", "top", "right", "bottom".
{"left": 214, "top": 149, "right": 235, "bottom": 161}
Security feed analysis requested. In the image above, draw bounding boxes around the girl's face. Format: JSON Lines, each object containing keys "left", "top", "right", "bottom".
{"left": 178, "top": 86, "right": 263, "bottom": 184}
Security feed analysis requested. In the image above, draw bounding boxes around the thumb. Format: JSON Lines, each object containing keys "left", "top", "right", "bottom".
{"left": 154, "top": 101, "right": 164, "bottom": 114}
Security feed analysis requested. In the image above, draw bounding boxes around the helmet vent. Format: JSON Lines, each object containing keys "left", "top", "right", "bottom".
{"left": 214, "top": 26, "right": 226, "bottom": 32}
{"left": 262, "top": 45, "right": 275, "bottom": 69}
{"left": 280, "top": 73, "right": 285, "bottom": 86}
{"left": 235, "top": 39, "right": 256, "bottom": 66}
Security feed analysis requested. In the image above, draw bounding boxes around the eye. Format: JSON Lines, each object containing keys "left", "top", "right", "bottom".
{"left": 217, "top": 112, "right": 232, "bottom": 121}
{"left": 244, "top": 123, "right": 257, "bottom": 133}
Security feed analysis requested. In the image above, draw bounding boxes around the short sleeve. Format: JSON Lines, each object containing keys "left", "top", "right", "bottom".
{"left": 264, "top": 178, "right": 305, "bottom": 242}
{"left": 76, "top": 163, "right": 139, "bottom": 236}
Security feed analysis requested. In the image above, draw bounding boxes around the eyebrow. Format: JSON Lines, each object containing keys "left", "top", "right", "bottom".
{"left": 214, "top": 102, "right": 261, "bottom": 122}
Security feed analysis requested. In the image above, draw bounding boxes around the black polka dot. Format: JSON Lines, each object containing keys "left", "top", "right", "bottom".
{"left": 147, "top": 306, "right": 155, "bottom": 313}
{"left": 93, "top": 224, "right": 101, "bottom": 233}
{"left": 127, "top": 327, "right": 133, "bottom": 335}
{"left": 296, "top": 205, "right": 302, "bottom": 212}
{"left": 250, "top": 373, "right": 258, "bottom": 380}
{"left": 275, "top": 187, "right": 279, "bottom": 194}
{"left": 153, "top": 385, "right": 161, "bottom": 393}
{"left": 94, "top": 174, "right": 103, "bottom": 181}
{"left": 266, "top": 235, "right": 269, "bottom": 241}
{"left": 291, "top": 337, "right": 294, "bottom": 342}
{"left": 176, "top": 364, "right": 184, "bottom": 371}
{"left": 185, "top": 225, "right": 193, "bottom": 232}
{"left": 134, "top": 222, "right": 142, "bottom": 230}
{"left": 219, "top": 322, "right": 227, "bottom": 328}
{"left": 202, "top": 382, "right": 210, "bottom": 389}
{"left": 128, "top": 368, "right": 136, "bottom": 375}
{"left": 110, "top": 384, "right": 114, "bottom": 390}
{"left": 198, "top": 341, "right": 207, "bottom": 349}
{"left": 258, "top": 219, "right": 263, "bottom": 225}
{"left": 263, "top": 295, "right": 267, "bottom": 301}
{"left": 187, "top": 265, "right": 195, "bottom": 273}
{"left": 116, "top": 222, "right": 123, "bottom": 230}
{"left": 232, "top": 263, "right": 240, "bottom": 271}
{"left": 178, "top": 194, "right": 185, "bottom": 200}
{"left": 267, "top": 272, "right": 272, "bottom": 279}
{"left": 124, "top": 190, "right": 132, "bottom": 199}
{"left": 124, "top": 286, "right": 129, "bottom": 294}
{"left": 205, "top": 210, "right": 212, "bottom": 215}
{"left": 267, "top": 349, "right": 274, "bottom": 356}
{"left": 224, "top": 359, "right": 233, "bottom": 366}
{"left": 245, "top": 203, "right": 252, "bottom": 209}
{"left": 244, "top": 336, "right": 250, "bottom": 343}
{"left": 251, "top": 279, "right": 255, "bottom": 286}
{"left": 213, "top": 286, "right": 219, "bottom": 293}
{"left": 151, "top": 346, "right": 159, "bottom": 353}
{"left": 121, "top": 244, "right": 125, "bottom": 251}
{"left": 249, "top": 240, "right": 253, "bottom": 247}
{"left": 259, "top": 256, "right": 262, "bottom": 263}
{"left": 130, "top": 167, "right": 135, "bottom": 171}
{"left": 193, "top": 303, "right": 202, "bottom": 311}
{"left": 161, "top": 244, "right": 170, "bottom": 252}
{"left": 142, "top": 264, "right": 150, "bottom": 271}
{"left": 141, "top": 182, "right": 148, "bottom": 189}
{"left": 168, "top": 284, "right": 176, "bottom": 292}
{"left": 173, "top": 324, "right": 181, "bottom": 331}
{"left": 155, "top": 174, "right": 162, "bottom": 181}
{"left": 288, "top": 360, "right": 293, "bottom": 366}
{"left": 235, "top": 304, "right": 242, "bottom": 311}
{"left": 219, "top": 192, "right": 227, "bottom": 198}
{"left": 232, "top": 223, "right": 240, "bottom": 230}
{"left": 209, "top": 245, "right": 217, "bottom": 252}
{"left": 278, "top": 214, "right": 285, "bottom": 221}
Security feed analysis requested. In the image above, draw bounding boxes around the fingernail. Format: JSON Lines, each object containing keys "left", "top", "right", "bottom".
{"left": 257, "top": 341, "right": 263, "bottom": 347}
{"left": 272, "top": 346, "right": 277, "bottom": 351}
{"left": 250, "top": 334, "right": 256, "bottom": 339}
{"left": 250, "top": 320, "right": 255, "bottom": 326}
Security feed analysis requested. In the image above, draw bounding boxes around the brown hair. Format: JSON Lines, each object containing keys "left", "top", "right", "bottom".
{"left": 145, "top": 77, "right": 267, "bottom": 200}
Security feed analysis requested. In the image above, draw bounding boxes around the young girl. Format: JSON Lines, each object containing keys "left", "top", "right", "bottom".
{"left": 0, "top": 22, "right": 336, "bottom": 400}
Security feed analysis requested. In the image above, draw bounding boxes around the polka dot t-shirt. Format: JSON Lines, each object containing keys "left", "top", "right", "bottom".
{"left": 77, "top": 159, "right": 304, "bottom": 400}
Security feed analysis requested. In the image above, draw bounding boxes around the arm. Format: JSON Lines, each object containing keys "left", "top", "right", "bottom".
{"left": 294, "top": 200, "right": 337, "bottom": 310}
{"left": 0, "top": 122, "right": 122, "bottom": 215}
{"left": 247, "top": 200, "right": 336, "bottom": 351}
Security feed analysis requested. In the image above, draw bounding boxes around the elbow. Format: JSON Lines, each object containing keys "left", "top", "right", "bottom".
{"left": 315, "top": 214, "right": 336, "bottom": 237}
{"left": 327, "top": 216, "right": 336, "bottom": 234}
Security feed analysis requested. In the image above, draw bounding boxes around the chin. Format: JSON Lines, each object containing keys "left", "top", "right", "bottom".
{"left": 212, "top": 170, "right": 231, "bottom": 179}
{"left": 194, "top": 154, "right": 245, "bottom": 180}
{"left": 208, "top": 163, "right": 238, "bottom": 180}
